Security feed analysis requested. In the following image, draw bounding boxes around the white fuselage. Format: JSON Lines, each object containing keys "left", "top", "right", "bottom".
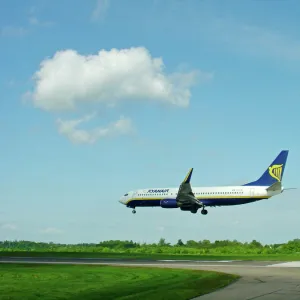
{"left": 120, "top": 185, "right": 280, "bottom": 207}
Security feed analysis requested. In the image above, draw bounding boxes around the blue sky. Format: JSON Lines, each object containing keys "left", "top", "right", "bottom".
{"left": 0, "top": 0, "right": 299, "bottom": 245}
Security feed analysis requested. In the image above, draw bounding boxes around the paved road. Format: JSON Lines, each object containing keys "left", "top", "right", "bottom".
{"left": 1, "top": 257, "right": 300, "bottom": 299}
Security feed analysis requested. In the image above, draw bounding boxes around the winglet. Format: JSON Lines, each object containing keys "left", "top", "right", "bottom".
{"left": 183, "top": 168, "right": 193, "bottom": 184}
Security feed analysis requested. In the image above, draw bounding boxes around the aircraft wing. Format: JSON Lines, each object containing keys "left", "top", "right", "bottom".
{"left": 176, "top": 168, "right": 203, "bottom": 207}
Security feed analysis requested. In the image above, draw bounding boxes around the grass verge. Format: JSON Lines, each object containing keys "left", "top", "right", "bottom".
{"left": 0, "top": 251, "right": 300, "bottom": 261}
{"left": 0, "top": 264, "right": 238, "bottom": 300}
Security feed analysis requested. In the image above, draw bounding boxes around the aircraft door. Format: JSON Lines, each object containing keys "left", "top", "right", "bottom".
{"left": 250, "top": 188, "right": 255, "bottom": 197}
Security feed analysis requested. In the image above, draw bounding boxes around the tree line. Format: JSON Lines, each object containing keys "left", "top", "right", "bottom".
{"left": 0, "top": 238, "right": 299, "bottom": 255}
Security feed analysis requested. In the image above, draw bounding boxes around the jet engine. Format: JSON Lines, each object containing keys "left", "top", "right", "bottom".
{"left": 160, "top": 199, "right": 178, "bottom": 208}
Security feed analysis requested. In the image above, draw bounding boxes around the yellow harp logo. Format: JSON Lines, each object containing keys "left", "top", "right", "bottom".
{"left": 268, "top": 164, "right": 283, "bottom": 182}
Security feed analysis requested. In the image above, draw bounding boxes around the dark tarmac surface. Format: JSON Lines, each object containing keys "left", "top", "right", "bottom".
{"left": 1, "top": 257, "right": 300, "bottom": 299}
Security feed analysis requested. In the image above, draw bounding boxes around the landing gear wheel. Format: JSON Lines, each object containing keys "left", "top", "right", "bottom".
{"left": 132, "top": 209, "right": 136, "bottom": 214}
{"left": 201, "top": 209, "right": 208, "bottom": 215}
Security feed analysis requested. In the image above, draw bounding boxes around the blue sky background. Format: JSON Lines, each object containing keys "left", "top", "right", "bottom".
{"left": 0, "top": 0, "right": 299, "bottom": 245}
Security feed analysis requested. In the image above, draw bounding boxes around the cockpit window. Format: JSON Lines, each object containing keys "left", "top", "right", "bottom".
{"left": 124, "top": 193, "right": 128, "bottom": 196}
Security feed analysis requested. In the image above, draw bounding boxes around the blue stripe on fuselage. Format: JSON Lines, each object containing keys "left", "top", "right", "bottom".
{"left": 126, "top": 197, "right": 266, "bottom": 208}
{"left": 200, "top": 198, "right": 259, "bottom": 206}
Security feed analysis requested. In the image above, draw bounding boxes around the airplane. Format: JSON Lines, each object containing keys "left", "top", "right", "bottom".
{"left": 119, "top": 150, "right": 294, "bottom": 215}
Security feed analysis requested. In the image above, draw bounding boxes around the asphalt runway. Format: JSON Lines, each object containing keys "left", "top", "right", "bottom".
{"left": 1, "top": 257, "right": 300, "bottom": 299}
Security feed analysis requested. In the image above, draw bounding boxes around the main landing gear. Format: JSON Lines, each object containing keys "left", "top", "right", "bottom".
{"left": 190, "top": 207, "right": 208, "bottom": 215}
{"left": 201, "top": 208, "right": 208, "bottom": 215}
{"left": 132, "top": 209, "right": 136, "bottom": 214}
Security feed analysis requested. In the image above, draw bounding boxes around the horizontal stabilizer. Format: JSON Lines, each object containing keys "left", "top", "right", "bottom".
{"left": 266, "top": 181, "right": 282, "bottom": 192}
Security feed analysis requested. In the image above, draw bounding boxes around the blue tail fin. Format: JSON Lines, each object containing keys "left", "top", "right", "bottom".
{"left": 243, "top": 150, "right": 289, "bottom": 187}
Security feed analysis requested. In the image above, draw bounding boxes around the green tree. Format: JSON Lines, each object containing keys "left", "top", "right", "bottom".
{"left": 249, "top": 240, "right": 263, "bottom": 248}
{"left": 158, "top": 238, "right": 170, "bottom": 246}
{"left": 176, "top": 239, "right": 184, "bottom": 246}
{"left": 186, "top": 240, "right": 198, "bottom": 247}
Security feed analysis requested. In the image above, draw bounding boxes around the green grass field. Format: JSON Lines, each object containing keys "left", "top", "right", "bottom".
{"left": 0, "top": 264, "right": 238, "bottom": 300}
{"left": 1, "top": 251, "right": 299, "bottom": 261}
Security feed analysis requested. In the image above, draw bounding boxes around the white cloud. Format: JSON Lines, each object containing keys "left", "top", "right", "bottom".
{"left": 28, "top": 5, "right": 55, "bottom": 27}
{"left": 29, "top": 17, "right": 39, "bottom": 25}
{"left": 40, "top": 227, "right": 63, "bottom": 234}
{"left": 205, "top": 17, "right": 300, "bottom": 61}
{"left": 27, "top": 47, "right": 200, "bottom": 111}
{"left": 0, "top": 26, "right": 27, "bottom": 37}
{"left": 157, "top": 226, "right": 165, "bottom": 232}
{"left": 0, "top": 223, "right": 17, "bottom": 230}
{"left": 29, "top": 5, "right": 38, "bottom": 15}
{"left": 56, "top": 113, "right": 134, "bottom": 144}
{"left": 25, "top": 46, "right": 208, "bottom": 144}
{"left": 28, "top": 17, "right": 55, "bottom": 27}
{"left": 5, "top": 79, "right": 16, "bottom": 87}
{"left": 91, "top": 0, "right": 110, "bottom": 21}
